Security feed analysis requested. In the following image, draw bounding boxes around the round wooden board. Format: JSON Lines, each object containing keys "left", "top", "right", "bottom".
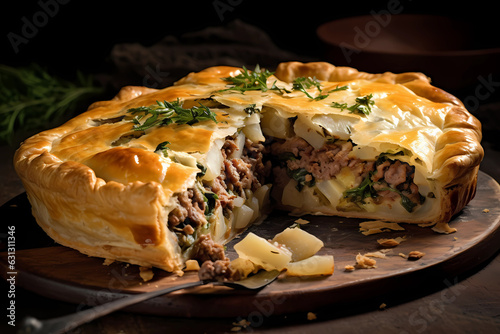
{"left": 1, "top": 171, "right": 500, "bottom": 318}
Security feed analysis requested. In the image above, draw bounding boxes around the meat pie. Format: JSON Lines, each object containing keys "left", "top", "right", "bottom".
{"left": 14, "top": 62, "right": 483, "bottom": 273}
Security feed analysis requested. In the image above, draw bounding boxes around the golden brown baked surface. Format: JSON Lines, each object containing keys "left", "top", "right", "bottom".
{"left": 14, "top": 61, "right": 483, "bottom": 272}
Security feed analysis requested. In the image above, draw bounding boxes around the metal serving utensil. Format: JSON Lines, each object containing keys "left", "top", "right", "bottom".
{"left": 19, "top": 270, "right": 280, "bottom": 334}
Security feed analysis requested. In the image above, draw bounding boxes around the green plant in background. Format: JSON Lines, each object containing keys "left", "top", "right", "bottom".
{"left": 0, "top": 64, "right": 104, "bottom": 145}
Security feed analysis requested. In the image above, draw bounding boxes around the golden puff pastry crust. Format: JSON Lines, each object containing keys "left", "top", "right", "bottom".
{"left": 14, "top": 61, "right": 483, "bottom": 272}
{"left": 274, "top": 62, "right": 483, "bottom": 224}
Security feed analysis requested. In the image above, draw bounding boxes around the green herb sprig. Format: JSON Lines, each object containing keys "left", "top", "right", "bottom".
{"left": 331, "top": 93, "right": 375, "bottom": 115}
{"left": 219, "top": 65, "right": 273, "bottom": 93}
{"left": 292, "top": 78, "right": 348, "bottom": 101}
{"left": 219, "top": 65, "right": 289, "bottom": 94}
{"left": 128, "top": 99, "right": 218, "bottom": 131}
{"left": 0, "top": 64, "right": 103, "bottom": 145}
{"left": 292, "top": 77, "right": 326, "bottom": 100}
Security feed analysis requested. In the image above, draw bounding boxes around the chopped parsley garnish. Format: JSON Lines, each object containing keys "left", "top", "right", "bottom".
{"left": 331, "top": 93, "right": 375, "bottom": 116}
{"left": 329, "top": 85, "right": 350, "bottom": 93}
{"left": 292, "top": 77, "right": 327, "bottom": 100}
{"left": 219, "top": 65, "right": 276, "bottom": 93}
{"left": 128, "top": 99, "right": 218, "bottom": 131}
{"left": 292, "top": 78, "right": 348, "bottom": 101}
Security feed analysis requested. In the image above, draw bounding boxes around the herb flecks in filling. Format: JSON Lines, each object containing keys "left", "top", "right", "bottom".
{"left": 271, "top": 136, "right": 425, "bottom": 212}
{"left": 343, "top": 155, "right": 425, "bottom": 212}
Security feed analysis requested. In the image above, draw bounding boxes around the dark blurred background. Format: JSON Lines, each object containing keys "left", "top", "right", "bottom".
{"left": 1, "top": 0, "right": 498, "bottom": 90}
{"left": 1, "top": 0, "right": 499, "bottom": 152}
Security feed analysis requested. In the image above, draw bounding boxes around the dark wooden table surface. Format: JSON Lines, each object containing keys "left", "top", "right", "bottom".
{"left": 1, "top": 103, "right": 499, "bottom": 334}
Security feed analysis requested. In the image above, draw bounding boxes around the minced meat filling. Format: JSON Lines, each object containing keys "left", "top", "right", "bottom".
{"left": 194, "top": 234, "right": 233, "bottom": 281}
{"left": 168, "top": 135, "right": 268, "bottom": 230}
{"left": 167, "top": 135, "right": 269, "bottom": 269}
{"left": 271, "top": 137, "right": 374, "bottom": 184}
{"left": 211, "top": 137, "right": 270, "bottom": 211}
{"left": 168, "top": 186, "right": 206, "bottom": 229}
{"left": 271, "top": 136, "right": 424, "bottom": 212}
{"left": 170, "top": 133, "right": 425, "bottom": 275}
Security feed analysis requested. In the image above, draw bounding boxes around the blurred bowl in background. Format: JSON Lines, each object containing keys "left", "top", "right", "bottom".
{"left": 317, "top": 14, "right": 500, "bottom": 97}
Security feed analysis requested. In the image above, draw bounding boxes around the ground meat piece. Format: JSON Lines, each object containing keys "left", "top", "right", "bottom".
{"left": 221, "top": 138, "right": 239, "bottom": 159}
{"left": 168, "top": 187, "right": 206, "bottom": 228}
{"left": 193, "top": 234, "right": 227, "bottom": 263}
{"left": 231, "top": 159, "right": 253, "bottom": 189}
{"left": 198, "top": 259, "right": 233, "bottom": 281}
{"left": 210, "top": 176, "right": 236, "bottom": 209}
{"left": 224, "top": 160, "right": 242, "bottom": 191}
{"left": 208, "top": 136, "right": 267, "bottom": 211}
{"left": 242, "top": 139, "right": 270, "bottom": 188}
{"left": 271, "top": 137, "right": 370, "bottom": 182}
{"left": 270, "top": 136, "right": 310, "bottom": 157}
{"left": 183, "top": 225, "right": 195, "bottom": 235}
{"left": 372, "top": 184, "right": 401, "bottom": 203}
{"left": 403, "top": 183, "right": 424, "bottom": 205}
{"left": 372, "top": 160, "right": 391, "bottom": 182}
{"left": 195, "top": 234, "right": 234, "bottom": 281}
{"left": 384, "top": 160, "right": 412, "bottom": 188}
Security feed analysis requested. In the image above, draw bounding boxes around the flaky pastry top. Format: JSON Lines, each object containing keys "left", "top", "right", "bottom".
{"left": 16, "top": 61, "right": 483, "bottom": 207}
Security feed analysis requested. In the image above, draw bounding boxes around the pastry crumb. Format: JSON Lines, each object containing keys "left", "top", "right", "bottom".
{"left": 364, "top": 251, "right": 386, "bottom": 259}
{"left": 307, "top": 312, "right": 317, "bottom": 320}
{"left": 359, "top": 220, "right": 405, "bottom": 235}
{"left": 418, "top": 222, "right": 435, "bottom": 228}
{"left": 102, "top": 258, "right": 115, "bottom": 266}
{"left": 184, "top": 259, "right": 201, "bottom": 271}
{"left": 355, "top": 253, "right": 377, "bottom": 269}
{"left": 231, "top": 319, "right": 251, "bottom": 332}
{"left": 379, "top": 303, "right": 387, "bottom": 310}
{"left": 344, "top": 264, "right": 355, "bottom": 272}
{"left": 483, "top": 209, "right": 490, "bottom": 213}
{"left": 295, "top": 218, "right": 310, "bottom": 225}
{"left": 139, "top": 266, "right": 154, "bottom": 282}
{"left": 408, "top": 251, "right": 425, "bottom": 261}
{"left": 432, "top": 222, "right": 457, "bottom": 234}
{"left": 377, "top": 236, "right": 407, "bottom": 248}
{"left": 398, "top": 253, "right": 406, "bottom": 258}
